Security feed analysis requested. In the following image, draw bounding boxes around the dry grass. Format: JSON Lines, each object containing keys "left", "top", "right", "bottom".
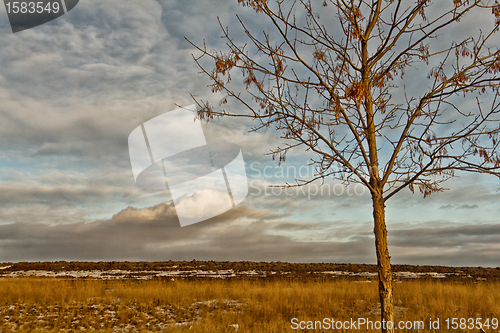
{"left": 0, "top": 277, "right": 498, "bottom": 332}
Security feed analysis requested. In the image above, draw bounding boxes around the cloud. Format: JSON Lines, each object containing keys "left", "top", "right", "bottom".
{"left": 0, "top": 199, "right": 497, "bottom": 266}
{"left": 388, "top": 223, "right": 500, "bottom": 266}
{"left": 0, "top": 166, "right": 149, "bottom": 224}
{"left": 457, "top": 204, "right": 479, "bottom": 210}
{"left": 438, "top": 204, "right": 479, "bottom": 210}
{"left": 0, "top": 191, "right": 369, "bottom": 262}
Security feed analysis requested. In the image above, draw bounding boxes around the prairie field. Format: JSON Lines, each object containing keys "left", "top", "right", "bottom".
{"left": 0, "top": 276, "right": 498, "bottom": 333}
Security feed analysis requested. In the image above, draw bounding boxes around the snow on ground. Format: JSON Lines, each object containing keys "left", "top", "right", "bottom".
{"left": 0, "top": 269, "right": 460, "bottom": 280}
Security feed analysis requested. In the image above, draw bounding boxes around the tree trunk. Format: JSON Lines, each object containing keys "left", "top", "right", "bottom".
{"left": 372, "top": 193, "right": 394, "bottom": 333}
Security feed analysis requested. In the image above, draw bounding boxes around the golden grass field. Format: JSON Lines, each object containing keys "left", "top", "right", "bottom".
{"left": 0, "top": 277, "right": 498, "bottom": 332}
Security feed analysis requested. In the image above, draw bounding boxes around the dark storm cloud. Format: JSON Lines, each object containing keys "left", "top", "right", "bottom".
{"left": 388, "top": 223, "right": 500, "bottom": 266}
{"left": 0, "top": 200, "right": 497, "bottom": 266}
{"left": 391, "top": 223, "right": 500, "bottom": 247}
{"left": 0, "top": 202, "right": 372, "bottom": 263}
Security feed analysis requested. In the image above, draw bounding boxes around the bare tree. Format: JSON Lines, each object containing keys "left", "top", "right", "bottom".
{"left": 188, "top": 0, "right": 500, "bottom": 331}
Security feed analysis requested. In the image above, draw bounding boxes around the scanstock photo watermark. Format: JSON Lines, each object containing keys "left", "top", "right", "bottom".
{"left": 248, "top": 162, "right": 367, "bottom": 200}
{"left": 128, "top": 105, "right": 365, "bottom": 227}
{"left": 128, "top": 105, "right": 248, "bottom": 227}
{"left": 290, "top": 317, "right": 499, "bottom": 331}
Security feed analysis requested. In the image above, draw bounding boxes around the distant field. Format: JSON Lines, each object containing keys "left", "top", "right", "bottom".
{"left": 0, "top": 262, "right": 498, "bottom": 332}
{"left": 1, "top": 260, "right": 499, "bottom": 281}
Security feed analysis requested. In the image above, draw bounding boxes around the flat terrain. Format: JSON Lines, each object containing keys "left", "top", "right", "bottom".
{"left": 1, "top": 261, "right": 499, "bottom": 281}
{"left": 0, "top": 261, "right": 498, "bottom": 332}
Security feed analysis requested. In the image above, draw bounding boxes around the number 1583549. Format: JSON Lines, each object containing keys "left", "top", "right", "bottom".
{"left": 5, "top": 1, "right": 60, "bottom": 14}
{"left": 445, "top": 318, "right": 498, "bottom": 330}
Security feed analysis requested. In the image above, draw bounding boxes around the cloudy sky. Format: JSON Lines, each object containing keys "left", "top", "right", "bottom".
{"left": 0, "top": 0, "right": 499, "bottom": 267}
